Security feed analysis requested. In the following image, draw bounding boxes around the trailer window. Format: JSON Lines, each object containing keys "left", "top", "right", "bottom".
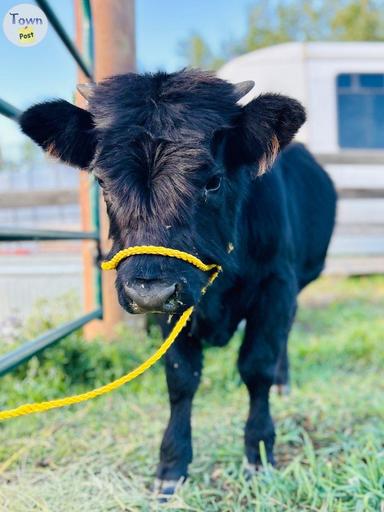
{"left": 337, "top": 73, "right": 384, "bottom": 149}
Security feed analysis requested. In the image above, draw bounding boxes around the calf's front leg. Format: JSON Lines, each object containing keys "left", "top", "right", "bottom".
{"left": 238, "top": 274, "right": 297, "bottom": 470}
{"left": 155, "top": 330, "right": 202, "bottom": 494}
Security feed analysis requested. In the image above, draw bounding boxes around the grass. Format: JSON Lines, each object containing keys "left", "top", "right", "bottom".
{"left": 0, "top": 276, "right": 383, "bottom": 511}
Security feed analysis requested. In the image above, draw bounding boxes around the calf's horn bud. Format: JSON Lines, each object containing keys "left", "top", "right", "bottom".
{"left": 77, "top": 83, "right": 96, "bottom": 101}
{"left": 233, "top": 80, "right": 255, "bottom": 102}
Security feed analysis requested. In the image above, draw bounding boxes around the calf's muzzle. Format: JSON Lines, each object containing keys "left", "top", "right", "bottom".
{"left": 123, "top": 280, "right": 179, "bottom": 313}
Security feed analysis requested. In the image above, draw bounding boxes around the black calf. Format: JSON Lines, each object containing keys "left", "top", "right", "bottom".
{"left": 19, "top": 69, "right": 337, "bottom": 493}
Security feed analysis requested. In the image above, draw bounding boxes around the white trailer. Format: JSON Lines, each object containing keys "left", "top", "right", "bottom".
{"left": 219, "top": 42, "right": 384, "bottom": 274}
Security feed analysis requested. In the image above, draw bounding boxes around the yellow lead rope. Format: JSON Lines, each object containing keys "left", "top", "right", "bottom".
{"left": 0, "top": 246, "right": 221, "bottom": 422}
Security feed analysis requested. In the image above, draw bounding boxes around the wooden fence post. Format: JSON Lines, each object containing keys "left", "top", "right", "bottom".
{"left": 75, "top": 0, "right": 136, "bottom": 339}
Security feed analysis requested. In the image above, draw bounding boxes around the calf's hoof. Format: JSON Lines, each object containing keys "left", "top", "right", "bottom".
{"left": 243, "top": 461, "right": 262, "bottom": 480}
{"left": 243, "top": 459, "right": 275, "bottom": 480}
{"left": 271, "top": 383, "right": 291, "bottom": 396}
{"left": 153, "top": 477, "right": 185, "bottom": 502}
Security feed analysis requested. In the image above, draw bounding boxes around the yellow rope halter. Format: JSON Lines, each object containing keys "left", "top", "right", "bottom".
{"left": 0, "top": 246, "right": 221, "bottom": 421}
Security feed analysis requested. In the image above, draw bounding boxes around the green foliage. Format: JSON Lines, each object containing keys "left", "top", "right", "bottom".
{"left": 178, "top": 34, "right": 225, "bottom": 70}
{"left": 180, "top": 0, "right": 384, "bottom": 70}
{"left": 22, "top": 292, "right": 82, "bottom": 342}
{"left": 0, "top": 293, "right": 163, "bottom": 404}
{"left": 2, "top": 331, "right": 159, "bottom": 404}
{"left": 331, "top": 0, "right": 384, "bottom": 41}
{"left": 0, "top": 276, "right": 383, "bottom": 510}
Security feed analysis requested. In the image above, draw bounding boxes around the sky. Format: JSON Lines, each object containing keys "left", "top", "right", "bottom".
{"left": 0, "top": 0, "right": 252, "bottom": 159}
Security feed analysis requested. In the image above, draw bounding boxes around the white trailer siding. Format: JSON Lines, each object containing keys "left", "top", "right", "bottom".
{"left": 218, "top": 42, "right": 384, "bottom": 273}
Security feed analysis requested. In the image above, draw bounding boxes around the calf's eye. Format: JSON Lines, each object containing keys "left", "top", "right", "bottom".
{"left": 205, "top": 175, "right": 222, "bottom": 193}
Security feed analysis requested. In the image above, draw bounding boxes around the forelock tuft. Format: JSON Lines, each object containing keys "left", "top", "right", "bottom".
{"left": 88, "top": 69, "right": 240, "bottom": 233}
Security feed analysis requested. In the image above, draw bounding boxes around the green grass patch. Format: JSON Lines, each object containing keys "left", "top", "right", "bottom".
{"left": 0, "top": 276, "right": 383, "bottom": 511}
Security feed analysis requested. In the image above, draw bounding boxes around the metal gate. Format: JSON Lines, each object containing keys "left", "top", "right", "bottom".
{"left": 0, "top": 0, "right": 102, "bottom": 376}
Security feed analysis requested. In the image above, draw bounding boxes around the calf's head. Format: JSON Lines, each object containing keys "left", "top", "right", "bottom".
{"left": 20, "top": 70, "right": 305, "bottom": 314}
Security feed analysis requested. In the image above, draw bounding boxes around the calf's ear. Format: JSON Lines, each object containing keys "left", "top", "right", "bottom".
{"left": 19, "top": 100, "right": 96, "bottom": 169}
{"left": 227, "top": 94, "right": 306, "bottom": 175}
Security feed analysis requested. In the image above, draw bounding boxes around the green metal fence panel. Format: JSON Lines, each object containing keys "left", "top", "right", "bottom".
{"left": 36, "top": 0, "right": 94, "bottom": 80}
{"left": 0, "top": 0, "right": 102, "bottom": 376}
{"left": 79, "top": 0, "right": 103, "bottom": 313}
{"left": 0, "top": 99, "right": 21, "bottom": 120}
{"left": 0, "top": 227, "right": 99, "bottom": 241}
{"left": 0, "top": 309, "right": 103, "bottom": 377}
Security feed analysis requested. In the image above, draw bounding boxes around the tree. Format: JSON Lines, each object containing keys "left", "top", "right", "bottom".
{"left": 331, "top": 0, "right": 384, "bottom": 41}
{"left": 179, "top": 0, "right": 384, "bottom": 70}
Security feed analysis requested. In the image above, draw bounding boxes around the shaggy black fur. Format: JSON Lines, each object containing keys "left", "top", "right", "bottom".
{"left": 20, "top": 69, "right": 336, "bottom": 488}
